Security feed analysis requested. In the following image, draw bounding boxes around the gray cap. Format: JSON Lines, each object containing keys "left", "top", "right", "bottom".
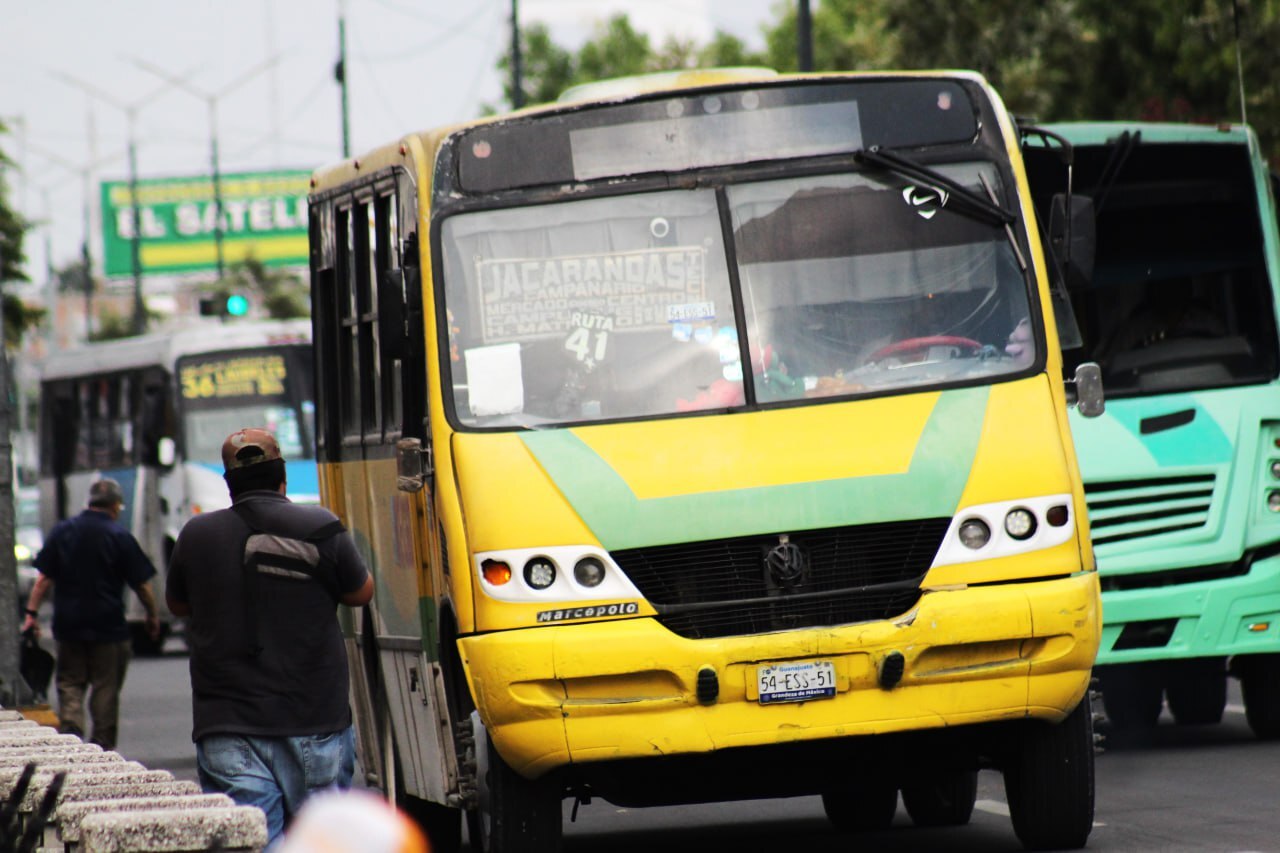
{"left": 88, "top": 479, "right": 125, "bottom": 508}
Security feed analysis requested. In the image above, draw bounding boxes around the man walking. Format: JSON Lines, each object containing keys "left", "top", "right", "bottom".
{"left": 166, "top": 428, "right": 374, "bottom": 846}
{"left": 21, "top": 478, "right": 160, "bottom": 749}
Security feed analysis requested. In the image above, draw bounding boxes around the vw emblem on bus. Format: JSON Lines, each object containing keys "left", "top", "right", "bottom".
{"left": 902, "top": 184, "right": 949, "bottom": 219}
{"left": 765, "top": 534, "right": 809, "bottom": 590}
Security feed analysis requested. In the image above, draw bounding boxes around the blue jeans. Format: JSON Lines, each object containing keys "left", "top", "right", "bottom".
{"left": 196, "top": 727, "right": 356, "bottom": 846}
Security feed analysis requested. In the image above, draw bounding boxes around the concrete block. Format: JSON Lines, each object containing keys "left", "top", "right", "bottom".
{"left": 51, "top": 780, "right": 201, "bottom": 810}
{"left": 0, "top": 747, "right": 118, "bottom": 770}
{"left": 0, "top": 710, "right": 25, "bottom": 721}
{"left": 1, "top": 761, "right": 143, "bottom": 799}
{"left": 0, "top": 733, "right": 84, "bottom": 750}
{"left": 11, "top": 765, "right": 164, "bottom": 811}
{"left": 56, "top": 794, "right": 235, "bottom": 845}
{"left": 0, "top": 718, "right": 40, "bottom": 729}
{"left": 79, "top": 806, "right": 268, "bottom": 852}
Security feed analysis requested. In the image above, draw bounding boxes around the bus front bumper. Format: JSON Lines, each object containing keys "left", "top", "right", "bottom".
{"left": 459, "top": 572, "right": 1100, "bottom": 777}
{"left": 1098, "top": 549, "right": 1280, "bottom": 665}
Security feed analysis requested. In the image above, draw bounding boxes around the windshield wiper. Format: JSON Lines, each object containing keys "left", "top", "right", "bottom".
{"left": 855, "top": 145, "right": 1015, "bottom": 227}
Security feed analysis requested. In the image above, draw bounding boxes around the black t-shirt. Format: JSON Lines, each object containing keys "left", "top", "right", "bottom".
{"left": 34, "top": 509, "right": 157, "bottom": 644}
{"left": 167, "top": 490, "right": 370, "bottom": 741}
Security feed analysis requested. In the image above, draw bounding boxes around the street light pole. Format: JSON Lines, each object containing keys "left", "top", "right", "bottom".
{"left": 132, "top": 56, "right": 280, "bottom": 282}
{"left": 51, "top": 71, "right": 179, "bottom": 337}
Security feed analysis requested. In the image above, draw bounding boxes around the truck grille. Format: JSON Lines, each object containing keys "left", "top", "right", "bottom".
{"left": 611, "top": 518, "right": 950, "bottom": 640}
{"left": 1085, "top": 474, "right": 1215, "bottom": 547}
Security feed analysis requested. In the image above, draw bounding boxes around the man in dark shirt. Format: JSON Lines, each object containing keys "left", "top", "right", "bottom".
{"left": 166, "top": 428, "right": 374, "bottom": 846}
{"left": 21, "top": 478, "right": 160, "bottom": 749}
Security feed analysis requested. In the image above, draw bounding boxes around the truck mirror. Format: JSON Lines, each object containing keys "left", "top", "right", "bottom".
{"left": 1070, "top": 362, "right": 1105, "bottom": 418}
{"left": 1049, "top": 193, "right": 1096, "bottom": 291}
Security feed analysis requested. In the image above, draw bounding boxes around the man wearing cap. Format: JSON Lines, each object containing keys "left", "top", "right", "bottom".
{"left": 166, "top": 428, "right": 374, "bottom": 846}
{"left": 22, "top": 478, "right": 161, "bottom": 749}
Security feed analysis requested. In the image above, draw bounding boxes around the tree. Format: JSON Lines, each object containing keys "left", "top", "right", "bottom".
{"left": 493, "top": 14, "right": 763, "bottom": 110}
{"left": 0, "top": 121, "right": 25, "bottom": 286}
{"left": 216, "top": 256, "right": 309, "bottom": 320}
{"left": 0, "top": 121, "right": 42, "bottom": 351}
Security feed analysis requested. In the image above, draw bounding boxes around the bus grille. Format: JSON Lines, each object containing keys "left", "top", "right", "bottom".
{"left": 611, "top": 518, "right": 950, "bottom": 640}
{"left": 1085, "top": 474, "right": 1216, "bottom": 548}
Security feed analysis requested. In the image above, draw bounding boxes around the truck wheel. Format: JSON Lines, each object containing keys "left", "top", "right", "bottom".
{"left": 399, "top": 794, "right": 462, "bottom": 853}
{"left": 473, "top": 733, "right": 562, "bottom": 852}
{"left": 1238, "top": 654, "right": 1280, "bottom": 739}
{"left": 1003, "top": 695, "right": 1095, "bottom": 851}
{"left": 821, "top": 780, "right": 898, "bottom": 831}
{"left": 1097, "top": 665, "right": 1162, "bottom": 729}
{"left": 1165, "top": 660, "right": 1227, "bottom": 725}
{"left": 901, "top": 769, "right": 978, "bottom": 827}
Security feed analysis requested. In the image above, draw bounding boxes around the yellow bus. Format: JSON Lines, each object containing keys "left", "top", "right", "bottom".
{"left": 307, "top": 69, "right": 1103, "bottom": 852}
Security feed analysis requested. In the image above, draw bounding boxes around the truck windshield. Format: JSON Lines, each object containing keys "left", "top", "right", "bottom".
{"left": 441, "top": 161, "right": 1033, "bottom": 428}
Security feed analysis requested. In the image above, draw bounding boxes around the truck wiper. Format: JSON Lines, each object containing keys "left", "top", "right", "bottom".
{"left": 855, "top": 145, "right": 1016, "bottom": 227}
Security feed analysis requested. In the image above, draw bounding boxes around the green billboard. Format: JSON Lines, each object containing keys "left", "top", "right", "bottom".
{"left": 100, "top": 169, "right": 311, "bottom": 277}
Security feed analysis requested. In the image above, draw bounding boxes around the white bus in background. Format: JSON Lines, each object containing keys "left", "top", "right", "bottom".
{"left": 37, "top": 318, "right": 315, "bottom": 653}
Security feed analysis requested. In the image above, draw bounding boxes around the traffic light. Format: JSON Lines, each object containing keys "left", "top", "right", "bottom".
{"left": 225, "top": 294, "right": 250, "bottom": 316}
{"left": 199, "top": 293, "right": 251, "bottom": 317}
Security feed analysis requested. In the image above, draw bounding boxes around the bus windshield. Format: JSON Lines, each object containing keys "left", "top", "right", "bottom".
{"left": 442, "top": 160, "right": 1032, "bottom": 427}
{"left": 176, "top": 344, "right": 315, "bottom": 463}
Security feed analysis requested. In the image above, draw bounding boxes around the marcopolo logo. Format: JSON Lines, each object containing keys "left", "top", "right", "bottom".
{"left": 536, "top": 602, "right": 640, "bottom": 623}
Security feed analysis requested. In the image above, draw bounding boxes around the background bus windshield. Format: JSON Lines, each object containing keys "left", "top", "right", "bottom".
{"left": 176, "top": 345, "right": 315, "bottom": 462}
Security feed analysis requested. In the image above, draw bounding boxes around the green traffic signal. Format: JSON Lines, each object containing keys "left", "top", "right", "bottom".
{"left": 225, "top": 294, "right": 250, "bottom": 316}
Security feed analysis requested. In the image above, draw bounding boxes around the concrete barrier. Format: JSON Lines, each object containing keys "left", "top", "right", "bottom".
{"left": 55, "top": 794, "right": 235, "bottom": 851}
{"left": 79, "top": 806, "right": 268, "bottom": 852}
{"left": 0, "top": 733, "right": 84, "bottom": 750}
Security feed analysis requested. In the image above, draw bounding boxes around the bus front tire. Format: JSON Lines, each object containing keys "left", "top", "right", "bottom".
{"left": 1097, "top": 665, "right": 1162, "bottom": 730}
{"left": 1165, "top": 660, "right": 1227, "bottom": 726}
{"left": 821, "top": 780, "right": 898, "bottom": 831}
{"left": 398, "top": 794, "right": 462, "bottom": 853}
{"left": 1003, "top": 694, "right": 1095, "bottom": 851}
{"left": 1237, "top": 654, "right": 1280, "bottom": 740}
{"left": 901, "top": 769, "right": 978, "bottom": 827}
{"left": 472, "top": 733, "right": 562, "bottom": 853}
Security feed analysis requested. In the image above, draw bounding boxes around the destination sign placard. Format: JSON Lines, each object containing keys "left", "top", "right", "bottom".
{"left": 179, "top": 354, "right": 288, "bottom": 401}
{"left": 475, "top": 246, "right": 707, "bottom": 342}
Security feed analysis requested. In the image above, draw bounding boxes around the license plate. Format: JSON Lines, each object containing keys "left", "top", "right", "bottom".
{"left": 756, "top": 660, "right": 836, "bottom": 704}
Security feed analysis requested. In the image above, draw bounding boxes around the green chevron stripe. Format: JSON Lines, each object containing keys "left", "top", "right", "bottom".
{"left": 520, "top": 386, "right": 989, "bottom": 549}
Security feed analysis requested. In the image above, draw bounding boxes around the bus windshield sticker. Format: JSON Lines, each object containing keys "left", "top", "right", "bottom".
{"left": 476, "top": 246, "right": 707, "bottom": 343}
{"left": 180, "top": 354, "right": 287, "bottom": 400}
{"left": 564, "top": 312, "right": 613, "bottom": 366}
{"left": 464, "top": 343, "right": 525, "bottom": 416}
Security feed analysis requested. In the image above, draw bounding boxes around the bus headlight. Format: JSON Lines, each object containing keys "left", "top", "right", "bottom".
{"left": 958, "top": 519, "right": 991, "bottom": 550}
{"left": 1268, "top": 491, "right": 1280, "bottom": 513}
{"left": 523, "top": 557, "right": 557, "bottom": 590}
{"left": 1004, "top": 508, "right": 1037, "bottom": 540}
{"left": 574, "top": 557, "right": 606, "bottom": 588}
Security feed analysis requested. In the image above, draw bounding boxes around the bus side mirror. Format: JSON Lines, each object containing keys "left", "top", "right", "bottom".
{"left": 1049, "top": 193, "right": 1096, "bottom": 291}
{"left": 397, "top": 437, "right": 433, "bottom": 492}
{"left": 1068, "top": 362, "right": 1105, "bottom": 418}
{"left": 157, "top": 437, "right": 176, "bottom": 468}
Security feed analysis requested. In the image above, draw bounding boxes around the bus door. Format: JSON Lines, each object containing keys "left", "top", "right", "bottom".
{"left": 316, "top": 170, "right": 458, "bottom": 803}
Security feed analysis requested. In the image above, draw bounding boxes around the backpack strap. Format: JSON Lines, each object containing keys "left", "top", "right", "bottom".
{"left": 229, "top": 503, "right": 347, "bottom": 657}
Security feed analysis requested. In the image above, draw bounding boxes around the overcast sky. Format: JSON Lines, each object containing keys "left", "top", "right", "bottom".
{"left": 2, "top": 0, "right": 779, "bottom": 286}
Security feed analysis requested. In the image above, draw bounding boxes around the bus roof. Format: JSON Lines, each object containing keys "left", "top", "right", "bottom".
{"left": 1034, "top": 121, "right": 1253, "bottom": 147}
{"left": 308, "top": 69, "right": 996, "bottom": 196}
{"left": 39, "top": 318, "right": 311, "bottom": 382}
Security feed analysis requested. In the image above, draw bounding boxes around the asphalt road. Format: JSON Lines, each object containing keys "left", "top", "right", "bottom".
{"left": 112, "top": 651, "right": 1280, "bottom": 851}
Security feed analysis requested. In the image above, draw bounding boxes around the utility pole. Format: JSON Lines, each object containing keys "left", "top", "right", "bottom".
{"left": 797, "top": 0, "right": 814, "bottom": 72}
{"left": 336, "top": 0, "right": 351, "bottom": 158}
{"left": 510, "top": 0, "right": 523, "bottom": 109}
{"left": 51, "top": 71, "right": 179, "bottom": 337}
{"left": 133, "top": 56, "right": 280, "bottom": 282}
